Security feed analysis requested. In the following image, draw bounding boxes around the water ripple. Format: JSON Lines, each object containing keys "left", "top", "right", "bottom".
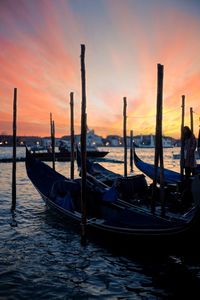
{"left": 1, "top": 147, "right": 200, "bottom": 299}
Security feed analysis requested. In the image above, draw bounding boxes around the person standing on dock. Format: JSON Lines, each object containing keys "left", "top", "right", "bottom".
{"left": 182, "top": 126, "right": 197, "bottom": 179}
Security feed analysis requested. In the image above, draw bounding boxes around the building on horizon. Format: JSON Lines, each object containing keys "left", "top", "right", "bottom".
{"left": 133, "top": 134, "right": 174, "bottom": 148}
{"left": 0, "top": 132, "right": 178, "bottom": 148}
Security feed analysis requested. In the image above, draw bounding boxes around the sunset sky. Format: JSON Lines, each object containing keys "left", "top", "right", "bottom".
{"left": 0, "top": 0, "right": 200, "bottom": 138}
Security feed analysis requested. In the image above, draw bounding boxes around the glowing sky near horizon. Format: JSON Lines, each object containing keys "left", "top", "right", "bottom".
{"left": 0, "top": 0, "right": 200, "bottom": 138}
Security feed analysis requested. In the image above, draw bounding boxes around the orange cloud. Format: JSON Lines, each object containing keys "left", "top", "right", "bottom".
{"left": 0, "top": 0, "right": 200, "bottom": 139}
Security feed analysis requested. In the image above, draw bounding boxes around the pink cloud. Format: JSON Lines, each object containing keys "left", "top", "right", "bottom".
{"left": 0, "top": 0, "right": 200, "bottom": 139}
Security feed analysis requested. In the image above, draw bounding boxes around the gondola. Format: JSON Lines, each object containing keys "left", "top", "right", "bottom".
{"left": 29, "top": 147, "right": 109, "bottom": 162}
{"left": 134, "top": 150, "right": 200, "bottom": 184}
{"left": 25, "top": 148, "right": 200, "bottom": 246}
{"left": 77, "top": 146, "right": 200, "bottom": 186}
{"left": 76, "top": 147, "right": 148, "bottom": 201}
{"left": 76, "top": 145, "right": 122, "bottom": 185}
{"left": 134, "top": 150, "right": 181, "bottom": 184}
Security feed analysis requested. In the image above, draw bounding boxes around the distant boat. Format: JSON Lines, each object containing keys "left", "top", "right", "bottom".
{"left": 29, "top": 143, "right": 109, "bottom": 162}
{"left": 172, "top": 150, "right": 199, "bottom": 160}
{"left": 30, "top": 145, "right": 47, "bottom": 152}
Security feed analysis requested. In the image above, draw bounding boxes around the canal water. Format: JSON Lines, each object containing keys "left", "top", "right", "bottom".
{"left": 1, "top": 147, "right": 200, "bottom": 299}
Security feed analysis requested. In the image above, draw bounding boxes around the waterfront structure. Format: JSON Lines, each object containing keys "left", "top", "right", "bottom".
{"left": 134, "top": 134, "right": 173, "bottom": 148}
{"left": 0, "top": 133, "right": 175, "bottom": 148}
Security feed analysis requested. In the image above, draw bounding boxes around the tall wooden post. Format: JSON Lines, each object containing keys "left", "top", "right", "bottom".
{"left": 152, "top": 64, "right": 165, "bottom": 215}
{"left": 180, "top": 95, "right": 185, "bottom": 178}
{"left": 198, "top": 117, "right": 200, "bottom": 156}
{"left": 80, "top": 44, "right": 87, "bottom": 245}
{"left": 159, "top": 111, "right": 165, "bottom": 216}
{"left": 190, "top": 107, "right": 194, "bottom": 134}
{"left": 130, "top": 130, "right": 133, "bottom": 172}
{"left": 123, "top": 97, "right": 127, "bottom": 177}
{"left": 50, "top": 113, "right": 55, "bottom": 170}
{"left": 52, "top": 120, "right": 55, "bottom": 170}
{"left": 11, "top": 88, "right": 17, "bottom": 212}
{"left": 50, "top": 112, "right": 52, "bottom": 133}
{"left": 50, "top": 112, "right": 52, "bottom": 151}
{"left": 70, "top": 92, "right": 75, "bottom": 180}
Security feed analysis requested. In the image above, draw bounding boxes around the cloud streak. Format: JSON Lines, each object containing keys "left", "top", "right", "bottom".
{"left": 0, "top": 0, "right": 200, "bottom": 138}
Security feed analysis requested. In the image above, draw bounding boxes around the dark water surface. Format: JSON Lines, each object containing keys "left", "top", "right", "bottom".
{"left": 1, "top": 147, "right": 200, "bottom": 299}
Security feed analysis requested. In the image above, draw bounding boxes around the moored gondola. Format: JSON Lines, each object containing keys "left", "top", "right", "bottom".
{"left": 134, "top": 150, "right": 200, "bottom": 184}
{"left": 25, "top": 148, "right": 200, "bottom": 248}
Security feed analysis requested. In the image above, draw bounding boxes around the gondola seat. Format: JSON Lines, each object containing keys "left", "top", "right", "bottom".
{"left": 116, "top": 174, "right": 148, "bottom": 201}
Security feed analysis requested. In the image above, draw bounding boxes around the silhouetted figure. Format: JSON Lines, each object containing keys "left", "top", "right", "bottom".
{"left": 183, "top": 126, "right": 197, "bottom": 179}
{"left": 59, "top": 140, "right": 69, "bottom": 153}
{"left": 198, "top": 128, "right": 200, "bottom": 157}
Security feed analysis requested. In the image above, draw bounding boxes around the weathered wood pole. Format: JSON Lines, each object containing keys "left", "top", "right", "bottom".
{"left": 52, "top": 120, "right": 55, "bottom": 170}
{"left": 157, "top": 64, "right": 165, "bottom": 216}
{"left": 11, "top": 88, "right": 17, "bottom": 212}
{"left": 190, "top": 107, "right": 194, "bottom": 134}
{"left": 130, "top": 130, "right": 133, "bottom": 172}
{"left": 80, "top": 44, "right": 87, "bottom": 245}
{"left": 152, "top": 64, "right": 165, "bottom": 215}
{"left": 159, "top": 112, "right": 165, "bottom": 216}
{"left": 70, "top": 92, "right": 75, "bottom": 179}
{"left": 198, "top": 117, "right": 200, "bottom": 156}
{"left": 50, "top": 113, "right": 55, "bottom": 170}
{"left": 50, "top": 112, "right": 52, "bottom": 150}
{"left": 123, "top": 97, "right": 127, "bottom": 177}
{"left": 50, "top": 112, "right": 52, "bottom": 131}
{"left": 180, "top": 95, "right": 185, "bottom": 178}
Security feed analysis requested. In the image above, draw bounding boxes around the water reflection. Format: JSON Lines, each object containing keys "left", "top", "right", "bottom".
{"left": 1, "top": 147, "right": 200, "bottom": 299}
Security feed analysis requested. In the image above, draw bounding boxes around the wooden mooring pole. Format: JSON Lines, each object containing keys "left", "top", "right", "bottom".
{"left": 11, "top": 88, "right": 17, "bottom": 212}
{"left": 130, "top": 130, "right": 133, "bottom": 172}
{"left": 152, "top": 64, "right": 165, "bottom": 215}
{"left": 80, "top": 44, "right": 87, "bottom": 245}
{"left": 190, "top": 107, "right": 194, "bottom": 134}
{"left": 180, "top": 95, "right": 185, "bottom": 179}
{"left": 50, "top": 113, "right": 55, "bottom": 170}
{"left": 123, "top": 97, "right": 127, "bottom": 177}
{"left": 52, "top": 120, "right": 55, "bottom": 170}
{"left": 70, "top": 92, "right": 75, "bottom": 180}
{"left": 198, "top": 117, "right": 200, "bottom": 154}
